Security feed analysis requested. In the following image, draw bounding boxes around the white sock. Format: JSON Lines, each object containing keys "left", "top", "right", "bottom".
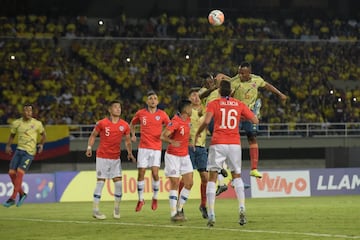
{"left": 233, "top": 177, "right": 245, "bottom": 211}
{"left": 137, "top": 180, "right": 145, "bottom": 201}
{"left": 114, "top": 180, "right": 122, "bottom": 209}
{"left": 152, "top": 180, "right": 160, "bottom": 199}
{"left": 178, "top": 187, "right": 190, "bottom": 212}
{"left": 218, "top": 174, "right": 225, "bottom": 186}
{"left": 206, "top": 181, "right": 216, "bottom": 217}
{"left": 169, "top": 190, "right": 178, "bottom": 217}
{"left": 93, "top": 180, "right": 105, "bottom": 211}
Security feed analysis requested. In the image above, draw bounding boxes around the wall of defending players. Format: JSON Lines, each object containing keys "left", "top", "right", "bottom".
{"left": 0, "top": 168, "right": 359, "bottom": 203}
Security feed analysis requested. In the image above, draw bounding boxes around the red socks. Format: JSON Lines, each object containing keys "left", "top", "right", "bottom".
{"left": 250, "top": 143, "right": 259, "bottom": 170}
{"left": 10, "top": 169, "right": 25, "bottom": 199}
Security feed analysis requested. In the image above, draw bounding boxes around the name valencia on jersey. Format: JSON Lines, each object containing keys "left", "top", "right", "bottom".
{"left": 219, "top": 100, "right": 239, "bottom": 106}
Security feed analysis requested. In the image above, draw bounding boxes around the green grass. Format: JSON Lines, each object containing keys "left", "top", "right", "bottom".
{"left": 0, "top": 196, "right": 359, "bottom": 240}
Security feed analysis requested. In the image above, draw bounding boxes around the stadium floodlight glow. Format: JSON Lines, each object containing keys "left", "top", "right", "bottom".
{"left": 126, "top": 57, "right": 131, "bottom": 62}
{"left": 98, "top": 20, "right": 104, "bottom": 25}
{"left": 353, "top": 97, "right": 357, "bottom": 102}
{"left": 10, "top": 55, "right": 15, "bottom": 60}
{"left": 337, "top": 97, "right": 342, "bottom": 102}
{"left": 329, "top": 90, "right": 334, "bottom": 94}
{"left": 185, "top": 54, "right": 190, "bottom": 60}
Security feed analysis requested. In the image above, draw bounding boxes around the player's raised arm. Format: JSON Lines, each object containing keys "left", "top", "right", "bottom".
{"left": 264, "top": 82, "right": 287, "bottom": 103}
{"left": 215, "top": 73, "right": 231, "bottom": 81}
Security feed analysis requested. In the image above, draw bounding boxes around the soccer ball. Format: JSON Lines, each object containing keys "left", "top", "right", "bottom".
{"left": 208, "top": 10, "right": 224, "bottom": 26}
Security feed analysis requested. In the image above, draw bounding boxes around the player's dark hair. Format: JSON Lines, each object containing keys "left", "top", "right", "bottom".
{"left": 23, "top": 103, "right": 33, "bottom": 108}
{"left": 219, "top": 80, "right": 231, "bottom": 97}
{"left": 200, "top": 72, "right": 214, "bottom": 79}
{"left": 178, "top": 99, "right": 192, "bottom": 113}
{"left": 147, "top": 90, "right": 157, "bottom": 97}
{"left": 188, "top": 87, "right": 200, "bottom": 96}
{"left": 108, "top": 100, "right": 121, "bottom": 107}
{"left": 239, "top": 61, "right": 252, "bottom": 69}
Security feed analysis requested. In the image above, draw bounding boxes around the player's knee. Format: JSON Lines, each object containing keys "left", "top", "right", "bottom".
{"left": 247, "top": 133, "right": 257, "bottom": 142}
{"left": 184, "top": 181, "right": 194, "bottom": 189}
{"left": 151, "top": 173, "right": 160, "bottom": 181}
{"left": 197, "top": 168, "right": 207, "bottom": 173}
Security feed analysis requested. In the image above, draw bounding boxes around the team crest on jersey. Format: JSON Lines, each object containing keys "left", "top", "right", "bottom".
{"left": 119, "top": 126, "right": 124, "bottom": 131}
{"left": 155, "top": 116, "right": 161, "bottom": 121}
{"left": 167, "top": 122, "right": 173, "bottom": 126}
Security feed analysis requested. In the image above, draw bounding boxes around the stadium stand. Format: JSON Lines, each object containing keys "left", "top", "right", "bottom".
{"left": 0, "top": 15, "right": 359, "bottom": 126}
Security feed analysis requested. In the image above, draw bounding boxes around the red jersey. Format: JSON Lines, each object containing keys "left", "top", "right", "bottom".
{"left": 207, "top": 97, "right": 254, "bottom": 145}
{"left": 165, "top": 114, "right": 191, "bottom": 156}
{"left": 94, "top": 118, "right": 130, "bottom": 159}
{"left": 131, "top": 108, "right": 170, "bottom": 150}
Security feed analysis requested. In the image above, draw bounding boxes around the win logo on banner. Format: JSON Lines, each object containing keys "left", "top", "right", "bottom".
{"left": 251, "top": 171, "right": 311, "bottom": 198}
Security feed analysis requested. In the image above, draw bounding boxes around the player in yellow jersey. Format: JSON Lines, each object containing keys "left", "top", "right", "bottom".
{"left": 198, "top": 73, "right": 249, "bottom": 196}
{"left": 188, "top": 88, "right": 209, "bottom": 219}
{"left": 3, "top": 104, "right": 46, "bottom": 208}
{"left": 217, "top": 62, "right": 287, "bottom": 178}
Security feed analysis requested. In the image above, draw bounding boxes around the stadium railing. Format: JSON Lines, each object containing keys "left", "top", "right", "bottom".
{"left": 67, "top": 122, "right": 360, "bottom": 139}
{"left": 2, "top": 122, "right": 356, "bottom": 140}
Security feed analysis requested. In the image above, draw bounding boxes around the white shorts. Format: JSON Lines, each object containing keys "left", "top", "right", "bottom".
{"left": 96, "top": 157, "right": 122, "bottom": 179}
{"left": 207, "top": 144, "right": 242, "bottom": 174}
{"left": 164, "top": 153, "right": 193, "bottom": 178}
{"left": 137, "top": 148, "right": 162, "bottom": 168}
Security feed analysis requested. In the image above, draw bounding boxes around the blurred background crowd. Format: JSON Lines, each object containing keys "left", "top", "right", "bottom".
{"left": 0, "top": 12, "right": 359, "bottom": 126}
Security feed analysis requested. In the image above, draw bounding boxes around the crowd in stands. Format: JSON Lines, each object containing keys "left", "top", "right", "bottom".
{"left": 0, "top": 14, "right": 359, "bottom": 40}
{"left": 0, "top": 14, "right": 359, "bottom": 127}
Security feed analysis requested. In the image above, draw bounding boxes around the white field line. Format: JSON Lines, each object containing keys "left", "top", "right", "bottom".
{"left": 1, "top": 217, "right": 360, "bottom": 239}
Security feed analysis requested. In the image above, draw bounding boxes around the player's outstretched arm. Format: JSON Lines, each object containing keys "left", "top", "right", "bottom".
{"left": 215, "top": 73, "right": 231, "bottom": 80}
{"left": 264, "top": 82, "right": 287, "bottom": 104}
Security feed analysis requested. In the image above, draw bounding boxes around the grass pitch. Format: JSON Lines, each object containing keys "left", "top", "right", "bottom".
{"left": 0, "top": 195, "right": 359, "bottom": 240}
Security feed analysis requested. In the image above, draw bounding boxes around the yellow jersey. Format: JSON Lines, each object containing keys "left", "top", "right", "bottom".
{"left": 189, "top": 108, "right": 206, "bottom": 147}
{"left": 199, "top": 87, "right": 220, "bottom": 106}
{"left": 230, "top": 74, "right": 266, "bottom": 109}
{"left": 10, "top": 117, "right": 45, "bottom": 155}
{"left": 204, "top": 89, "right": 220, "bottom": 106}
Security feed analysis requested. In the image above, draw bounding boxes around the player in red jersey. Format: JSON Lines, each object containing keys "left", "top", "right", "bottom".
{"left": 195, "top": 80, "right": 259, "bottom": 227}
{"left": 130, "top": 90, "right": 170, "bottom": 212}
{"left": 86, "top": 100, "right": 136, "bottom": 220}
{"left": 161, "top": 99, "right": 193, "bottom": 222}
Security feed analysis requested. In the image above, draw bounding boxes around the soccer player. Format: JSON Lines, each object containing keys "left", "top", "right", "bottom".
{"left": 130, "top": 90, "right": 170, "bottom": 212}
{"left": 86, "top": 100, "right": 136, "bottom": 220}
{"left": 188, "top": 88, "right": 208, "bottom": 219}
{"left": 161, "top": 99, "right": 193, "bottom": 222}
{"left": 198, "top": 73, "right": 217, "bottom": 105}
{"left": 3, "top": 104, "right": 46, "bottom": 208}
{"left": 216, "top": 62, "right": 287, "bottom": 178}
{"left": 195, "top": 80, "right": 259, "bottom": 227}
{"left": 199, "top": 74, "right": 247, "bottom": 195}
